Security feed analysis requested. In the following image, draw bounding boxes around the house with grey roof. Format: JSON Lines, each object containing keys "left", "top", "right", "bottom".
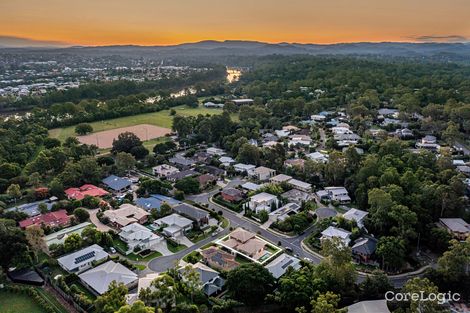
{"left": 79, "top": 260, "right": 138, "bottom": 295}
{"left": 102, "top": 175, "right": 132, "bottom": 192}
{"left": 173, "top": 203, "right": 209, "bottom": 226}
{"left": 119, "top": 223, "right": 163, "bottom": 253}
{"left": 154, "top": 213, "right": 193, "bottom": 237}
{"left": 281, "top": 188, "right": 312, "bottom": 204}
{"left": 346, "top": 300, "right": 390, "bottom": 313}
{"left": 185, "top": 262, "right": 225, "bottom": 296}
{"left": 58, "top": 244, "right": 109, "bottom": 273}
{"left": 439, "top": 218, "right": 470, "bottom": 240}
{"left": 265, "top": 253, "right": 301, "bottom": 279}
{"left": 352, "top": 237, "right": 377, "bottom": 264}
{"left": 44, "top": 222, "right": 92, "bottom": 249}
{"left": 343, "top": 208, "right": 368, "bottom": 228}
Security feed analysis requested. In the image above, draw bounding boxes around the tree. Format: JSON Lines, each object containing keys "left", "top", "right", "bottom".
{"left": 179, "top": 265, "right": 202, "bottom": 302}
{"left": 358, "top": 270, "right": 393, "bottom": 300}
{"left": 226, "top": 263, "right": 275, "bottom": 306}
{"left": 0, "top": 163, "right": 21, "bottom": 179}
{"left": 139, "top": 274, "right": 178, "bottom": 311}
{"left": 237, "top": 143, "right": 260, "bottom": 165}
{"left": 115, "top": 152, "right": 136, "bottom": 174}
{"left": 64, "top": 233, "right": 83, "bottom": 253}
{"left": 75, "top": 123, "right": 93, "bottom": 135}
{"left": 437, "top": 237, "right": 470, "bottom": 282}
{"left": 316, "top": 238, "right": 356, "bottom": 294}
{"left": 376, "top": 236, "right": 406, "bottom": 272}
{"left": 174, "top": 177, "right": 200, "bottom": 194}
{"left": 112, "top": 132, "right": 142, "bottom": 154}
{"left": 310, "top": 292, "right": 346, "bottom": 313}
{"left": 6, "top": 184, "right": 21, "bottom": 203}
{"left": 25, "top": 225, "right": 45, "bottom": 261}
{"left": 73, "top": 208, "right": 90, "bottom": 222}
{"left": 130, "top": 145, "right": 149, "bottom": 159}
{"left": 95, "top": 281, "right": 129, "bottom": 313}
{"left": 0, "top": 219, "right": 30, "bottom": 270}
{"left": 403, "top": 278, "right": 447, "bottom": 313}
{"left": 115, "top": 301, "right": 155, "bottom": 313}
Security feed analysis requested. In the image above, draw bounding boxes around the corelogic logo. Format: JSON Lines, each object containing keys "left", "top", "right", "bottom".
{"left": 385, "top": 291, "right": 461, "bottom": 305}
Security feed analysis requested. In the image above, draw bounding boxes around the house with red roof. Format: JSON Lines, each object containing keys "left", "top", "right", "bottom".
{"left": 65, "top": 184, "right": 109, "bottom": 200}
{"left": 19, "top": 209, "right": 71, "bottom": 229}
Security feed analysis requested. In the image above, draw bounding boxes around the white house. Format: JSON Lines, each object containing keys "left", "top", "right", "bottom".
{"left": 154, "top": 213, "right": 193, "bottom": 237}
{"left": 287, "top": 179, "right": 312, "bottom": 192}
{"left": 307, "top": 151, "right": 329, "bottom": 163}
{"left": 234, "top": 163, "right": 256, "bottom": 175}
{"left": 288, "top": 135, "right": 312, "bottom": 146}
{"left": 251, "top": 166, "right": 276, "bottom": 181}
{"left": 153, "top": 164, "right": 180, "bottom": 178}
{"left": 247, "top": 192, "right": 279, "bottom": 213}
{"left": 324, "top": 187, "right": 351, "bottom": 203}
{"left": 321, "top": 226, "right": 352, "bottom": 246}
{"left": 119, "top": 223, "right": 163, "bottom": 253}
{"left": 265, "top": 253, "right": 301, "bottom": 278}
{"left": 343, "top": 208, "right": 368, "bottom": 228}
{"left": 269, "top": 203, "right": 301, "bottom": 221}
{"left": 219, "top": 156, "right": 236, "bottom": 167}
{"left": 207, "top": 147, "right": 226, "bottom": 156}
{"left": 270, "top": 174, "right": 292, "bottom": 184}
{"left": 58, "top": 244, "right": 109, "bottom": 273}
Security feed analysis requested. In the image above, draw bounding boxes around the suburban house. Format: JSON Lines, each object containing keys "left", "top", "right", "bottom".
{"left": 167, "top": 169, "right": 199, "bottom": 183}
{"left": 154, "top": 213, "right": 193, "bottom": 237}
{"left": 201, "top": 247, "right": 240, "bottom": 271}
{"left": 192, "top": 151, "right": 211, "bottom": 164}
{"left": 169, "top": 157, "right": 195, "bottom": 170}
{"left": 198, "top": 174, "right": 217, "bottom": 189}
{"left": 44, "top": 222, "right": 92, "bottom": 249}
{"left": 283, "top": 158, "right": 305, "bottom": 169}
{"left": 307, "top": 151, "right": 329, "bottom": 163}
{"left": 204, "top": 101, "right": 224, "bottom": 108}
{"left": 287, "top": 179, "right": 312, "bottom": 192}
{"left": 416, "top": 135, "right": 440, "bottom": 151}
{"left": 200, "top": 165, "right": 225, "bottom": 177}
{"left": 270, "top": 203, "right": 302, "bottom": 221}
{"left": 19, "top": 209, "right": 71, "bottom": 229}
{"left": 65, "top": 184, "right": 109, "bottom": 200}
{"left": 314, "top": 207, "right": 338, "bottom": 220}
{"left": 173, "top": 203, "right": 209, "bottom": 226}
{"left": 270, "top": 174, "right": 292, "bottom": 184}
{"left": 206, "top": 147, "right": 226, "bottom": 156}
{"left": 103, "top": 204, "right": 150, "bottom": 229}
{"left": 351, "top": 237, "right": 378, "bottom": 264}
{"left": 58, "top": 244, "right": 109, "bottom": 273}
{"left": 265, "top": 253, "right": 301, "bottom": 279}
{"left": 7, "top": 197, "right": 57, "bottom": 217}
{"left": 79, "top": 260, "right": 138, "bottom": 295}
{"left": 288, "top": 134, "right": 312, "bottom": 146}
{"left": 222, "top": 228, "right": 266, "bottom": 260}
{"left": 321, "top": 226, "right": 352, "bottom": 246}
{"left": 135, "top": 194, "right": 181, "bottom": 211}
{"left": 119, "top": 223, "right": 163, "bottom": 252}
{"left": 343, "top": 208, "right": 369, "bottom": 228}
{"left": 347, "top": 300, "right": 391, "bottom": 313}
{"left": 187, "top": 262, "right": 225, "bottom": 296}
{"left": 439, "top": 218, "right": 470, "bottom": 240}
{"left": 221, "top": 188, "right": 244, "bottom": 203}
{"left": 234, "top": 163, "right": 256, "bottom": 175}
{"left": 102, "top": 175, "right": 132, "bottom": 193}
{"left": 231, "top": 98, "right": 254, "bottom": 106}
{"left": 125, "top": 273, "right": 162, "bottom": 305}
{"left": 251, "top": 166, "right": 276, "bottom": 181}
{"left": 241, "top": 182, "right": 263, "bottom": 192}
{"left": 247, "top": 192, "right": 279, "bottom": 213}
{"left": 152, "top": 164, "right": 179, "bottom": 178}
{"left": 219, "top": 156, "right": 236, "bottom": 167}
{"left": 317, "top": 187, "right": 351, "bottom": 204}
{"left": 281, "top": 188, "right": 312, "bottom": 204}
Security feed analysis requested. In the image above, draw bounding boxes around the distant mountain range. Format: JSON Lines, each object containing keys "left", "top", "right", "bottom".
{"left": 2, "top": 38, "right": 470, "bottom": 61}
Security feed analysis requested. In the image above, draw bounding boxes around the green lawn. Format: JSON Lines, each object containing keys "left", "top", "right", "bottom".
{"left": 35, "top": 288, "right": 69, "bottom": 313}
{"left": 49, "top": 105, "right": 223, "bottom": 141}
{"left": 126, "top": 250, "right": 162, "bottom": 262}
{"left": 167, "top": 242, "right": 187, "bottom": 253}
{"left": 0, "top": 291, "right": 47, "bottom": 313}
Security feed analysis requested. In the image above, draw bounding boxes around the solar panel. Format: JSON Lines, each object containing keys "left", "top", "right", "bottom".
{"left": 74, "top": 251, "right": 96, "bottom": 264}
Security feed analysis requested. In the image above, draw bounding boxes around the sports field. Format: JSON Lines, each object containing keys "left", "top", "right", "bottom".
{"left": 49, "top": 105, "right": 223, "bottom": 142}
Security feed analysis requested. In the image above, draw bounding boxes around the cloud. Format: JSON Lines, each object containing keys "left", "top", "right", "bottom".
{"left": 0, "top": 35, "right": 70, "bottom": 48}
{"left": 409, "top": 35, "right": 468, "bottom": 43}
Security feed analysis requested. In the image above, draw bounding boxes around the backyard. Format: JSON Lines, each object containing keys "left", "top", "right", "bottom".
{"left": 0, "top": 292, "right": 47, "bottom": 313}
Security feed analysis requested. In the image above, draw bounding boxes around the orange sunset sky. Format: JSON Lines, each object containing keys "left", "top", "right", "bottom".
{"left": 1, "top": 0, "right": 469, "bottom": 46}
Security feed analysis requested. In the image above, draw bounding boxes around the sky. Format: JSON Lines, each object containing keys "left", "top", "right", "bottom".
{"left": 0, "top": 0, "right": 469, "bottom": 46}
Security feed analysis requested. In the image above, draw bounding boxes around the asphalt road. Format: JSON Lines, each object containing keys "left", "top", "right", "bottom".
{"left": 147, "top": 178, "right": 426, "bottom": 287}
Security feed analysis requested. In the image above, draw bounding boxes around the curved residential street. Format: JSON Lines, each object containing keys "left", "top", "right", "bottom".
{"left": 147, "top": 178, "right": 429, "bottom": 287}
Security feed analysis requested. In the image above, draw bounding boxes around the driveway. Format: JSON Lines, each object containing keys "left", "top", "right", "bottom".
{"left": 150, "top": 240, "right": 172, "bottom": 256}
{"left": 87, "top": 208, "right": 112, "bottom": 232}
{"left": 175, "top": 235, "right": 194, "bottom": 248}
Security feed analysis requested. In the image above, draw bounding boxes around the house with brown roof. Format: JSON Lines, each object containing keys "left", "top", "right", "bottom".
{"left": 201, "top": 247, "right": 239, "bottom": 271}
{"left": 222, "top": 228, "right": 266, "bottom": 260}
{"left": 103, "top": 204, "right": 149, "bottom": 229}
{"left": 198, "top": 174, "right": 217, "bottom": 189}
{"left": 221, "top": 188, "right": 244, "bottom": 203}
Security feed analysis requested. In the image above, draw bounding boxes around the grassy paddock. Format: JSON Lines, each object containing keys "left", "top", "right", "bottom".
{"left": 0, "top": 291, "right": 47, "bottom": 313}
{"left": 49, "top": 105, "right": 223, "bottom": 142}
